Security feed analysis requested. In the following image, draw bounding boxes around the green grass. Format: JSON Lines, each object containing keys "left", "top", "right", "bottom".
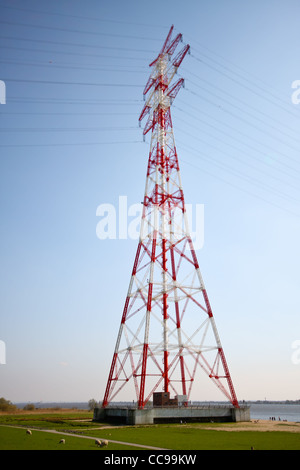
{"left": 80, "top": 424, "right": 300, "bottom": 450}
{"left": 0, "top": 410, "right": 98, "bottom": 430}
{"left": 1, "top": 411, "right": 300, "bottom": 450}
{"left": 0, "top": 426, "right": 143, "bottom": 450}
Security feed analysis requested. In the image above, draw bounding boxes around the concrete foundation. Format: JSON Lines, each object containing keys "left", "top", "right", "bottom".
{"left": 93, "top": 404, "right": 250, "bottom": 425}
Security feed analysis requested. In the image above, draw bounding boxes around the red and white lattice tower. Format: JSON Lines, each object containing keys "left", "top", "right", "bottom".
{"left": 102, "top": 26, "right": 239, "bottom": 409}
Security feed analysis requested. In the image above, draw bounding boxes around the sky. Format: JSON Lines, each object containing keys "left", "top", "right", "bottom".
{"left": 0, "top": 0, "right": 300, "bottom": 404}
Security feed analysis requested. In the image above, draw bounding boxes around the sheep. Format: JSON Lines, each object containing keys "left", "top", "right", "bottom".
{"left": 59, "top": 439, "right": 65, "bottom": 444}
{"left": 26, "top": 429, "right": 32, "bottom": 435}
{"left": 95, "top": 439, "right": 108, "bottom": 447}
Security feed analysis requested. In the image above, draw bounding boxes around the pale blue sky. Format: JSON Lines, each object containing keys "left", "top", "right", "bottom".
{"left": 0, "top": 0, "right": 300, "bottom": 403}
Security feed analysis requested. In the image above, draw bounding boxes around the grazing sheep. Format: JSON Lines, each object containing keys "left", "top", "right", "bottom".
{"left": 26, "top": 429, "right": 32, "bottom": 435}
{"left": 59, "top": 439, "right": 65, "bottom": 444}
{"left": 95, "top": 439, "right": 108, "bottom": 447}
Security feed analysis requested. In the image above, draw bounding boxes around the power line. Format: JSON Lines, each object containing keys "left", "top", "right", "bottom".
{"left": 175, "top": 127, "right": 300, "bottom": 205}
{"left": 0, "top": 59, "right": 147, "bottom": 74}
{"left": 176, "top": 139, "right": 300, "bottom": 218}
{"left": 0, "top": 34, "right": 155, "bottom": 54}
{"left": 1, "top": 44, "right": 149, "bottom": 63}
{"left": 182, "top": 65, "right": 300, "bottom": 145}
{"left": 2, "top": 16, "right": 298, "bottom": 213}
{"left": 6, "top": 97, "right": 142, "bottom": 105}
{"left": 174, "top": 109, "right": 300, "bottom": 191}
{"left": 0, "top": 3, "right": 167, "bottom": 29}
{"left": 0, "top": 126, "right": 139, "bottom": 133}
{"left": 0, "top": 140, "right": 143, "bottom": 148}
{"left": 183, "top": 87, "right": 300, "bottom": 171}
{"left": 180, "top": 153, "right": 300, "bottom": 219}
{"left": 188, "top": 50, "right": 300, "bottom": 123}
{"left": 184, "top": 81, "right": 300, "bottom": 157}
{"left": 1, "top": 111, "right": 138, "bottom": 116}
{"left": 174, "top": 100, "right": 300, "bottom": 179}
{"left": 181, "top": 30, "right": 300, "bottom": 122}
{"left": 3, "top": 78, "right": 141, "bottom": 87}
{"left": 0, "top": 20, "right": 162, "bottom": 42}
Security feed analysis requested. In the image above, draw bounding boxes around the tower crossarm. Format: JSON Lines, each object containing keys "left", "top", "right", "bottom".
{"left": 139, "top": 26, "right": 190, "bottom": 136}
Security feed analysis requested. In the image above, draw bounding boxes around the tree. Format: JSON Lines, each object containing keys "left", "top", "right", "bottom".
{"left": 23, "top": 403, "right": 35, "bottom": 411}
{"left": 88, "top": 399, "right": 97, "bottom": 411}
{"left": 0, "top": 397, "right": 17, "bottom": 412}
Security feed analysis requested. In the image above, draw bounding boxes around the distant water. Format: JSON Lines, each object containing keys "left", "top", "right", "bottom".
{"left": 249, "top": 403, "right": 300, "bottom": 422}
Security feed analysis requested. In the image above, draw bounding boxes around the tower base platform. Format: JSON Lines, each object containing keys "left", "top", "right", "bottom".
{"left": 93, "top": 404, "right": 250, "bottom": 425}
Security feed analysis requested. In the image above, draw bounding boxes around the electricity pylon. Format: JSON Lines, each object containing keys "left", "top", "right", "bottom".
{"left": 102, "top": 26, "right": 239, "bottom": 409}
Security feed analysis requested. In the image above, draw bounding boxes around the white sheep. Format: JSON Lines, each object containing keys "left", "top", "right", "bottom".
{"left": 26, "top": 429, "right": 32, "bottom": 435}
{"left": 95, "top": 439, "right": 108, "bottom": 447}
{"left": 59, "top": 439, "right": 65, "bottom": 444}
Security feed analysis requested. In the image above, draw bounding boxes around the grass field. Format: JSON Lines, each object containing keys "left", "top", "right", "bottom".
{"left": 0, "top": 409, "right": 300, "bottom": 450}
{"left": 0, "top": 426, "right": 143, "bottom": 450}
{"left": 79, "top": 422, "right": 300, "bottom": 450}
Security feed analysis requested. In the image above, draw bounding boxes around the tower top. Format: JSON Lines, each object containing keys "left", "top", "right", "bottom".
{"left": 139, "top": 26, "right": 190, "bottom": 136}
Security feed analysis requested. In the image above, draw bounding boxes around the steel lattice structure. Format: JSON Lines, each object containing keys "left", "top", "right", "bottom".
{"left": 102, "top": 26, "right": 239, "bottom": 409}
